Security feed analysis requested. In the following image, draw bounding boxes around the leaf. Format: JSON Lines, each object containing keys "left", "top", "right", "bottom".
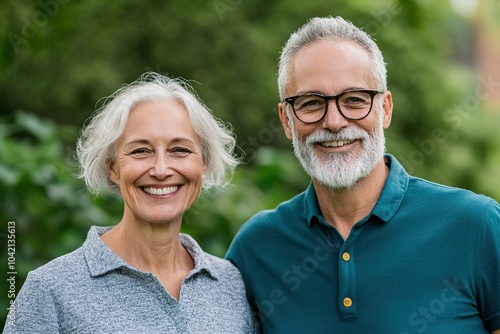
{"left": 15, "top": 110, "right": 56, "bottom": 141}
{"left": 0, "top": 163, "right": 21, "bottom": 185}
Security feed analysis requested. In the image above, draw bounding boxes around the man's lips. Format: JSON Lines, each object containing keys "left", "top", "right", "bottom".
{"left": 319, "top": 139, "right": 357, "bottom": 147}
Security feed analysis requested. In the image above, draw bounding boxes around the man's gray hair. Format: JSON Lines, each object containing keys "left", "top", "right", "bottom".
{"left": 278, "top": 16, "right": 387, "bottom": 100}
{"left": 76, "top": 72, "right": 239, "bottom": 194}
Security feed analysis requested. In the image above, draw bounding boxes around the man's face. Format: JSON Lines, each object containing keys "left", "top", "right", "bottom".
{"left": 278, "top": 40, "right": 393, "bottom": 189}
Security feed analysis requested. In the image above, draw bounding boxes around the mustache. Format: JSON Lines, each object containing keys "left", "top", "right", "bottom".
{"left": 304, "top": 127, "right": 369, "bottom": 146}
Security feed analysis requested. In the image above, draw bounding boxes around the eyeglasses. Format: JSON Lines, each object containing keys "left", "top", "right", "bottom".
{"left": 283, "top": 89, "right": 383, "bottom": 124}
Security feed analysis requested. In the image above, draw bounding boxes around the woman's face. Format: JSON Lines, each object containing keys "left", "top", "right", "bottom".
{"left": 110, "top": 99, "right": 206, "bottom": 226}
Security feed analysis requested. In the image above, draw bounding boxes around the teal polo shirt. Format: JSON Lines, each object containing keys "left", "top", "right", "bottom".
{"left": 226, "top": 154, "right": 500, "bottom": 333}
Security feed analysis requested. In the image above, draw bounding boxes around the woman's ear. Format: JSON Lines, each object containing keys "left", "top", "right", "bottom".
{"left": 108, "top": 161, "right": 119, "bottom": 185}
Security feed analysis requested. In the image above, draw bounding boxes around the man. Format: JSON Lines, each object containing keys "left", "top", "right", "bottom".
{"left": 226, "top": 16, "right": 500, "bottom": 333}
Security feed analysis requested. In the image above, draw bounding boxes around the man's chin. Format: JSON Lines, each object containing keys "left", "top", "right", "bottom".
{"left": 315, "top": 175, "right": 361, "bottom": 191}
{"left": 305, "top": 164, "right": 361, "bottom": 189}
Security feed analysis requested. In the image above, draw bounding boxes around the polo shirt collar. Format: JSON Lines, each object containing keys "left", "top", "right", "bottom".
{"left": 82, "top": 226, "right": 218, "bottom": 280}
{"left": 304, "top": 154, "right": 408, "bottom": 226}
{"left": 180, "top": 233, "right": 219, "bottom": 281}
{"left": 83, "top": 226, "right": 124, "bottom": 277}
{"left": 370, "top": 154, "right": 408, "bottom": 222}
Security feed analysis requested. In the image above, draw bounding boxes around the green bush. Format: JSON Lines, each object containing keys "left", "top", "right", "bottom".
{"left": 0, "top": 111, "right": 310, "bottom": 325}
{"left": 0, "top": 111, "right": 125, "bottom": 324}
{"left": 3, "top": 104, "right": 500, "bottom": 327}
{"left": 2, "top": 3, "right": 500, "bottom": 328}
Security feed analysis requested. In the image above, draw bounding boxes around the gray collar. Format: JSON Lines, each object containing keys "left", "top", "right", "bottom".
{"left": 82, "top": 226, "right": 218, "bottom": 280}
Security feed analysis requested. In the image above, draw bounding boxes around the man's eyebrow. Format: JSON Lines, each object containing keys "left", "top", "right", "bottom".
{"left": 295, "top": 87, "right": 368, "bottom": 96}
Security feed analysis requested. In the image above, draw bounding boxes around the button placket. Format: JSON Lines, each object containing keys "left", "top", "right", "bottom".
{"left": 338, "top": 243, "right": 356, "bottom": 318}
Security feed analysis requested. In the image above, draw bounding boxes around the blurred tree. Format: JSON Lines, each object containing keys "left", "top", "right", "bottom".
{"left": 0, "top": 111, "right": 124, "bottom": 324}
{"left": 0, "top": 110, "right": 310, "bottom": 325}
{"left": 0, "top": 0, "right": 481, "bottom": 168}
{"left": 1, "top": 0, "right": 500, "bottom": 328}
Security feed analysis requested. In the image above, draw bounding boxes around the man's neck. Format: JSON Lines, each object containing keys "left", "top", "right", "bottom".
{"left": 313, "top": 158, "right": 389, "bottom": 240}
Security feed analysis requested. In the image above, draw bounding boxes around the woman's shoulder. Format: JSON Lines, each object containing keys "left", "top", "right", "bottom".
{"left": 179, "top": 233, "right": 243, "bottom": 280}
{"left": 26, "top": 246, "right": 87, "bottom": 285}
{"left": 204, "top": 251, "right": 242, "bottom": 276}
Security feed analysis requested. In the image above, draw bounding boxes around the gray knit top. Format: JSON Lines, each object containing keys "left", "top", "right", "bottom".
{"left": 3, "top": 226, "right": 257, "bottom": 333}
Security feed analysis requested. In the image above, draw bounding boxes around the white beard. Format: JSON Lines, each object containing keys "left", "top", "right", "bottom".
{"left": 290, "top": 111, "right": 386, "bottom": 189}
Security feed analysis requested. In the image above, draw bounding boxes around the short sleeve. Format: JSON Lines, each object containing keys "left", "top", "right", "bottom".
{"left": 3, "top": 270, "right": 60, "bottom": 333}
{"left": 477, "top": 199, "right": 500, "bottom": 331}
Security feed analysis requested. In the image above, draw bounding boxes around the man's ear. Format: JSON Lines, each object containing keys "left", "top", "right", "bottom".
{"left": 278, "top": 103, "right": 294, "bottom": 140}
{"left": 381, "top": 91, "right": 393, "bottom": 130}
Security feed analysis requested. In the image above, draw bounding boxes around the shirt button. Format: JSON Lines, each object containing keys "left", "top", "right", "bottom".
{"left": 343, "top": 297, "right": 353, "bottom": 308}
{"left": 342, "top": 252, "right": 350, "bottom": 261}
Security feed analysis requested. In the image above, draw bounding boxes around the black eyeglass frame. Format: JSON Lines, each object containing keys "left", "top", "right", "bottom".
{"left": 283, "top": 89, "right": 384, "bottom": 124}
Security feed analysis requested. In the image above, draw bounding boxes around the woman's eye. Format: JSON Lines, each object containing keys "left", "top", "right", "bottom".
{"left": 172, "top": 147, "right": 192, "bottom": 155}
{"left": 130, "top": 148, "right": 150, "bottom": 156}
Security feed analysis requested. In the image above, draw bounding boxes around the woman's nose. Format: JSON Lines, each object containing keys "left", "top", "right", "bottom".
{"left": 149, "top": 153, "right": 172, "bottom": 179}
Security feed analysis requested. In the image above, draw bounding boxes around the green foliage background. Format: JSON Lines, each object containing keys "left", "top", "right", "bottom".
{"left": 1, "top": 0, "right": 500, "bottom": 326}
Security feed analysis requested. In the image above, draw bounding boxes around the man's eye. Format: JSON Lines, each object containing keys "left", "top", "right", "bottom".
{"left": 297, "top": 98, "right": 324, "bottom": 110}
{"left": 345, "top": 97, "right": 367, "bottom": 104}
{"left": 341, "top": 92, "right": 371, "bottom": 106}
{"left": 302, "top": 100, "right": 321, "bottom": 107}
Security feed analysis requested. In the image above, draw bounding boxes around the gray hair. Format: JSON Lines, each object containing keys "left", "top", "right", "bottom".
{"left": 278, "top": 16, "right": 387, "bottom": 100}
{"left": 76, "top": 72, "right": 239, "bottom": 194}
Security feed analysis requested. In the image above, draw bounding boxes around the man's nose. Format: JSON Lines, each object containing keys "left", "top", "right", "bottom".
{"left": 321, "top": 100, "right": 349, "bottom": 131}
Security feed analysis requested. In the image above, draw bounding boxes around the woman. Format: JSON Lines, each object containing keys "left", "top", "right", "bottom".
{"left": 4, "top": 73, "right": 257, "bottom": 333}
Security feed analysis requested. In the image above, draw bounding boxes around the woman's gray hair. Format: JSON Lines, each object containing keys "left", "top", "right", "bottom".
{"left": 278, "top": 16, "right": 387, "bottom": 100}
{"left": 77, "top": 72, "right": 239, "bottom": 194}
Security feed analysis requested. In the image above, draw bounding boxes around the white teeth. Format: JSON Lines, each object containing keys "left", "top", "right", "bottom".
{"left": 321, "top": 139, "right": 355, "bottom": 147}
{"left": 143, "top": 186, "right": 178, "bottom": 195}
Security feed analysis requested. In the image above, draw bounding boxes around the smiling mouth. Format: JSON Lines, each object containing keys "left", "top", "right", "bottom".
{"left": 320, "top": 139, "right": 357, "bottom": 147}
{"left": 142, "top": 186, "right": 179, "bottom": 195}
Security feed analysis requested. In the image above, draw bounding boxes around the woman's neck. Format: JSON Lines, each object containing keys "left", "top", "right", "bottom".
{"left": 101, "top": 218, "right": 194, "bottom": 299}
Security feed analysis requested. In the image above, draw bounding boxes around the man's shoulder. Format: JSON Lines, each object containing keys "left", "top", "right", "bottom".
{"left": 410, "top": 176, "right": 493, "bottom": 203}
{"left": 407, "top": 176, "right": 499, "bottom": 219}
{"left": 243, "top": 190, "right": 308, "bottom": 229}
{"left": 226, "top": 190, "right": 309, "bottom": 265}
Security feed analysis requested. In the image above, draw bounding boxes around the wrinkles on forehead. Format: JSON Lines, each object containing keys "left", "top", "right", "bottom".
{"left": 287, "top": 40, "right": 377, "bottom": 97}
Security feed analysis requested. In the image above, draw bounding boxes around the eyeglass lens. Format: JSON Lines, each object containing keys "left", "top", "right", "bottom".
{"left": 292, "top": 91, "right": 374, "bottom": 122}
